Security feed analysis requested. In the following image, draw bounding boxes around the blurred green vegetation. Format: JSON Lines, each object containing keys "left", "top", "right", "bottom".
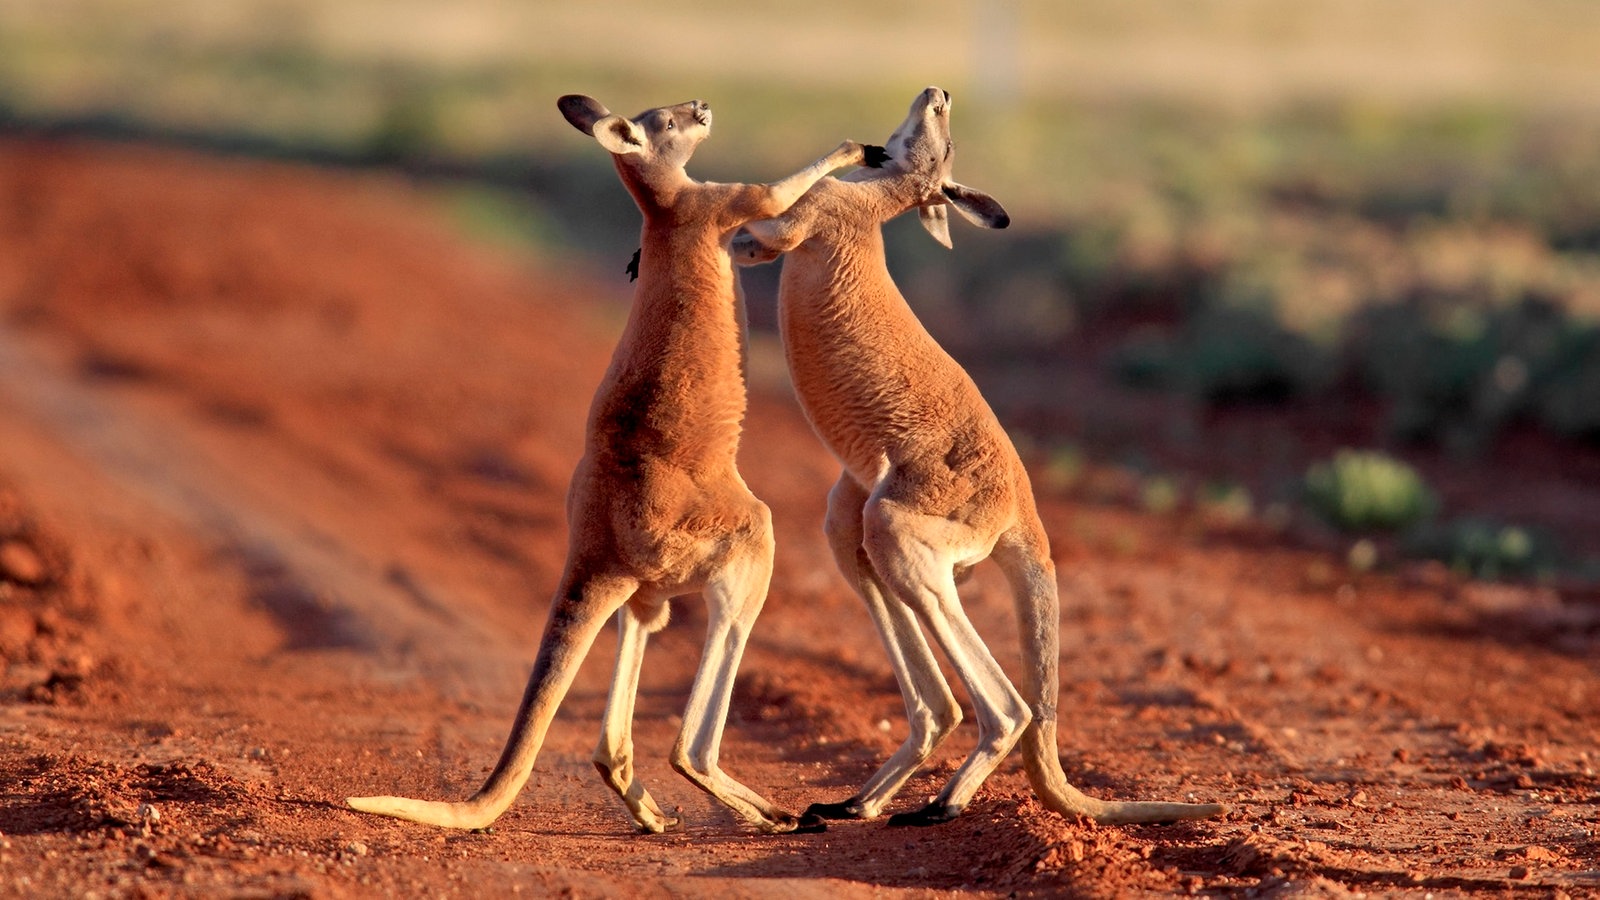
{"left": 1403, "top": 519, "right": 1561, "bottom": 581}
{"left": 1304, "top": 449, "right": 1437, "bottom": 532}
{"left": 877, "top": 101, "right": 1600, "bottom": 454}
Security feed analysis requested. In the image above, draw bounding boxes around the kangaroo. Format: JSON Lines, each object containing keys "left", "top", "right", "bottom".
{"left": 731, "top": 87, "right": 1226, "bottom": 827}
{"left": 347, "top": 95, "right": 877, "bottom": 834}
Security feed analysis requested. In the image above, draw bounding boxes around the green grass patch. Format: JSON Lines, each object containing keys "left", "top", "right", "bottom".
{"left": 1304, "top": 450, "right": 1436, "bottom": 532}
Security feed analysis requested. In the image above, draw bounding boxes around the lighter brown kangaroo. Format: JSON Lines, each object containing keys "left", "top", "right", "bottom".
{"left": 347, "top": 95, "right": 875, "bottom": 833}
{"left": 732, "top": 87, "right": 1226, "bottom": 826}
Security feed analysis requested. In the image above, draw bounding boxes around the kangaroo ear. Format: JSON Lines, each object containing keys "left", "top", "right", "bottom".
{"left": 558, "top": 94, "right": 610, "bottom": 136}
{"left": 942, "top": 183, "right": 1010, "bottom": 229}
{"left": 592, "top": 114, "right": 646, "bottom": 155}
{"left": 919, "top": 203, "right": 954, "bottom": 248}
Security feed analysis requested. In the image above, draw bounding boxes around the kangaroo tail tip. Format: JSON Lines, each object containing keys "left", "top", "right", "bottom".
{"left": 1090, "top": 799, "right": 1229, "bottom": 826}
{"left": 345, "top": 794, "right": 499, "bottom": 830}
{"left": 345, "top": 794, "right": 392, "bottom": 814}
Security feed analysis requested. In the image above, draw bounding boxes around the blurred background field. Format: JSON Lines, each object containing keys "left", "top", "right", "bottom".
{"left": 3, "top": 0, "right": 1600, "bottom": 577}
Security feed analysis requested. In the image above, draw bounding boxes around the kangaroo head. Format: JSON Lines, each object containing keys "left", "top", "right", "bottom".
{"left": 559, "top": 94, "right": 713, "bottom": 190}
{"left": 880, "top": 86, "right": 1009, "bottom": 248}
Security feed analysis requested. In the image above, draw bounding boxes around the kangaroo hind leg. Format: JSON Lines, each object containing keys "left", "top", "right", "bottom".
{"left": 863, "top": 497, "right": 1032, "bottom": 827}
{"left": 669, "top": 504, "right": 814, "bottom": 833}
{"left": 806, "top": 474, "right": 962, "bottom": 821}
{"left": 593, "top": 599, "right": 680, "bottom": 833}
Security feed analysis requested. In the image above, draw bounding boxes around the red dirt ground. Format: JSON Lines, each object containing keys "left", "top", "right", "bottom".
{"left": 0, "top": 138, "right": 1596, "bottom": 898}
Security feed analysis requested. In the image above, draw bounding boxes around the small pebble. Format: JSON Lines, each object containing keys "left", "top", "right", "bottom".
{"left": 0, "top": 540, "right": 46, "bottom": 586}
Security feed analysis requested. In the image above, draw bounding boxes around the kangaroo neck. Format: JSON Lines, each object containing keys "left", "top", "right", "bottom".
{"left": 780, "top": 176, "right": 917, "bottom": 325}
{"left": 786, "top": 171, "right": 933, "bottom": 310}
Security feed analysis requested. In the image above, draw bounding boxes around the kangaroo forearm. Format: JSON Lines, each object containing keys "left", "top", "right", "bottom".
{"left": 746, "top": 141, "right": 865, "bottom": 219}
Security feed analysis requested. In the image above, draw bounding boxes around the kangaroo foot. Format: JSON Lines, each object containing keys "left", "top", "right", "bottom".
{"left": 803, "top": 796, "right": 868, "bottom": 820}
{"left": 886, "top": 800, "right": 961, "bottom": 827}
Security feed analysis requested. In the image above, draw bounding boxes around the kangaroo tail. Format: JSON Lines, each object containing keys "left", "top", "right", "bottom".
{"left": 999, "top": 518, "right": 1227, "bottom": 825}
{"left": 347, "top": 575, "right": 625, "bottom": 830}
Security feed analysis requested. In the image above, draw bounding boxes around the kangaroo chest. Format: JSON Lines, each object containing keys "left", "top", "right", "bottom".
{"left": 777, "top": 256, "right": 959, "bottom": 479}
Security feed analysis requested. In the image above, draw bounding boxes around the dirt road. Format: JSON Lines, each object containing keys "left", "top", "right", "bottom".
{"left": 1, "top": 139, "right": 1596, "bottom": 897}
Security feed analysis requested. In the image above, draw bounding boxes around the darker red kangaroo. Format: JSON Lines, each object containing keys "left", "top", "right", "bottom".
{"left": 348, "top": 94, "right": 877, "bottom": 833}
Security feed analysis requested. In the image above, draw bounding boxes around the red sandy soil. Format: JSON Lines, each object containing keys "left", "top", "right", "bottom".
{"left": 0, "top": 138, "right": 1596, "bottom": 898}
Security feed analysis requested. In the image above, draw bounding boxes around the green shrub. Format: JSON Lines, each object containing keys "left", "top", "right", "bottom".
{"left": 1535, "top": 330, "right": 1600, "bottom": 439}
{"left": 1113, "top": 306, "right": 1333, "bottom": 404}
{"left": 1182, "top": 306, "right": 1333, "bottom": 402}
{"left": 1304, "top": 450, "right": 1436, "bottom": 532}
{"left": 1351, "top": 296, "right": 1594, "bottom": 446}
{"left": 1403, "top": 519, "right": 1560, "bottom": 580}
{"left": 365, "top": 85, "right": 442, "bottom": 165}
{"left": 1039, "top": 444, "right": 1087, "bottom": 491}
{"left": 1110, "top": 329, "right": 1179, "bottom": 388}
{"left": 1139, "top": 475, "right": 1182, "bottom": 515}
{"left": 1198, "top": 481, "right": 1254, "bottom": 525}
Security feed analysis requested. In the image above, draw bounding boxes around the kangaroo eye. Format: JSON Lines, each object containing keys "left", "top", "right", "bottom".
{"left": 666, "top": 119, "right": 675, "bottom": 130}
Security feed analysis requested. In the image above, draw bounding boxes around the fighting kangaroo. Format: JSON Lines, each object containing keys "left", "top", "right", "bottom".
{"left": 732, "top": 87, "right": 1226, "bottom": 826}
{"left": 347, "top": 95, "right": 877, "bottom": 833}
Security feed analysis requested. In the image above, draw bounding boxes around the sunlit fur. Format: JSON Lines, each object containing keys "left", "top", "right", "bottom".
{"left": 733, "top": 87, "right": 1226, "bottom": 827}
{"left": 347, "top": 94, "right": 873, "bottom": 834}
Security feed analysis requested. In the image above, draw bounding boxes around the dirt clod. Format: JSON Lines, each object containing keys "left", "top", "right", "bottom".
{"left": 0, "top": 539, "right": 46, "bottom": 585}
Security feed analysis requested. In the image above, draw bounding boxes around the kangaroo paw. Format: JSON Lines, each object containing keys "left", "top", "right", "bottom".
{"left": 792, "top": 812, "right": 828, "bottom": 834}
{"left": 886, "top": 800, "right": 961, "bottom": 827}
{"left": 803, "top": 796, "right": 868, "bottom": 820}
